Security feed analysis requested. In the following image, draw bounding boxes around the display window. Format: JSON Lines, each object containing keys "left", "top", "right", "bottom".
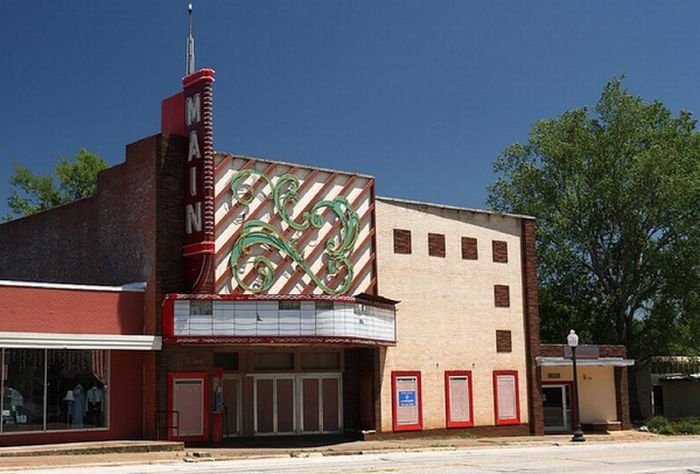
{"left": 493, "top": 370, "right": 520, "bottom": 425}
{"left": 445, "top": 370, "right": 474, "bottom": 428}
{"left": 1, "top": 349, "right": 108, "bottom": 433}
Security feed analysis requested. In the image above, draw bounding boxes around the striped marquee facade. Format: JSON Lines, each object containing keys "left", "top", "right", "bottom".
{"left": 213, "top": 154, "right": 377, "bottom": 297}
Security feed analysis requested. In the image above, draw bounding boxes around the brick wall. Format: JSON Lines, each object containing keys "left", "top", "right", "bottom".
{"left": 0, "top": 133, "right": 189, "bottom": 440}
{"left": 520, "top": 219, "right": 543, "bottom": 435}
{"left": 375, "top": 198, "right": 531, "bottom": 432}
{"left": 538, "top": 344, "right": 627, "bottom": 358}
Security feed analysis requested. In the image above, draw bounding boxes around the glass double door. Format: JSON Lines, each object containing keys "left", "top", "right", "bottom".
{"left": 254, "top": 374, "right": 341, "bottom": 435}
{"left": 543, "top": 384, "right": 572, "bottom": 432}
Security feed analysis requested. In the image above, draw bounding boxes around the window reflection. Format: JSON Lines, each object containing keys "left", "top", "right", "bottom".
{"left": 1, "top": 349, "right": 108, "bottom": 433}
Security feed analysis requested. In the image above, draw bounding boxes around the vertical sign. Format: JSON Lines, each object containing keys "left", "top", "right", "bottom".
{"left": 182, "top": 69, "right": 215, "bottom": 292}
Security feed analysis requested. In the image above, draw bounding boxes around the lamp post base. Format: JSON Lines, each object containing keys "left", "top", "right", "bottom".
{"left": 571, "top": 426, "right": 586, "bottom": 442}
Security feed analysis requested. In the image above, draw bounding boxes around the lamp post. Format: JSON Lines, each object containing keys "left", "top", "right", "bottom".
{"left": 567, "top": 329, "right": 585, "bottom": 442}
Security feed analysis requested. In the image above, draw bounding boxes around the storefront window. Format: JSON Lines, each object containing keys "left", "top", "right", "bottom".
{"left": 2, "top": 349, "right": 45, "bottom": 433}
{"left": 1, "top": 349, "right": 108, "bottom": 433}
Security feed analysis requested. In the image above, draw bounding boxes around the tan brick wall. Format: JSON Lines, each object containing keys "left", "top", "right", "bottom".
{"left": 375, "top": 199, "right": 530, "bottom": 431}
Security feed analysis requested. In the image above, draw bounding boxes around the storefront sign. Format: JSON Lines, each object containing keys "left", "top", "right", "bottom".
{"left": 182, "top": 69, "right": 215, "bottom": 292}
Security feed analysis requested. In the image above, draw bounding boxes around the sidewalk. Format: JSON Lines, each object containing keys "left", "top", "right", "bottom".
{"left": 0, "top": 431, "right": 675, "bottom": 471}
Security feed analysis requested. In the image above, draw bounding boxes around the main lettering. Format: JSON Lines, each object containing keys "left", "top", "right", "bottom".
{"left": 186, "top": 202, "right": 202, "bottom": 234}
{"left": 188, "top": 130, "right": 201, "bottom": 161}
{"left": 185, "top": 90, "right": 202, "bottom": 235}
{"left": 186, "top": 93, "right": 201, "bottom": 126}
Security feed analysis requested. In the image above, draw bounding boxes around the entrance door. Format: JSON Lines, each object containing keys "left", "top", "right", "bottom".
{"left": 222, "top": 376, "right": 240, "bottom": 437}
{"left": 300, "top": 374, "right": 342, "bottom": 433}
{"left": 543, "top": 384, "right": 572, "bottom": 432}
{"left": 254, "top": 376, "right": 295, "bottom": 435}
{"left": 168, "top": 372, "right": 209, "bottom": 441}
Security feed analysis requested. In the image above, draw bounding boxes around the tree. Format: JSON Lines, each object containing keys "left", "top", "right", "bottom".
{"left": 6, "top": 149, "right": 108, "bottom": 220}
{"left": 488, "top": 78, "right": 700, "bottom": 363}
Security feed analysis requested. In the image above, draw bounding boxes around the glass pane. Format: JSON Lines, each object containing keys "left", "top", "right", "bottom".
{"left": 301, "top": 352, "right": 340, "bottom": 370}
{"left": 543, "top": 386, "right": 565, "bottom": 427}
{"left": 496, "top": 375, "right": 516, "bottom": 420}
{"left": 254, "top": 353, "right": 294, "bottom": 370}
{"left": 46, "top": 350, "right": 108, "bottom": 430}
{"left": 395, "top": 376, "right": 419, "bottom": 426}
{"left": 213, "top": 352, "right": 239, "bottom": 371}
{"left": 3, "top": 349, "right": 45, "bottom": 433}
{"left": 173, "top": 380, "right": 204, "bottom": 436}
{"left": 448, "top": 376, "right": 471, "bottom": 423}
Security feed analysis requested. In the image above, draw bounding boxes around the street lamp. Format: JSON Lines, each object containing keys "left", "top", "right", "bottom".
{"left": 567, "top": 329, "right": 586, "bottom": 442}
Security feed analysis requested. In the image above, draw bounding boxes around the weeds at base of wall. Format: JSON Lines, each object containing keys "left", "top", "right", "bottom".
{"left": 643, "top": 416, "right": 700, "bottom": 435}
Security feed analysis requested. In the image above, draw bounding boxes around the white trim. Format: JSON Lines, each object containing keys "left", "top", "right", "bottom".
{"left": 0, "top": 280, "right": 146, "bottom": 293}
{"left": 220, "top": 152, "right": 374, "bottom": 180}
{"left": 536, "top": 357, "right": 635, "bottom": 367}
{"left": 376, "top": 196, "right": 535, "bottom": 221}
{"left": 0, "top": 332, "right": 161, "bottom": 351}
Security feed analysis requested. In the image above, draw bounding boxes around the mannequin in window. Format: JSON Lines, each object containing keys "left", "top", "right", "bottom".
{"left": 87, "top": 384, "right": 104, "bottom": 426}
{"left": 71, "top": 384, "right": 86, "bottom": 428}
{"left": 3, "top": 387, "right": 23, "bottom": 414}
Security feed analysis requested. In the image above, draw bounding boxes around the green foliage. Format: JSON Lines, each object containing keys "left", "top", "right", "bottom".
{"left": 6, "top": 149, "right": 107, "bottom": 220}
{"left": 645, "top": 416, "right": 675, "bottom": 435}
{"left": 488, "top": 77, "right": 700, "bottom": 360}
{"left": 644, "top": 416, "right": 700, "bottom": 435}
{"left": 676, "top": 417, "right": 700, "bottom": 435}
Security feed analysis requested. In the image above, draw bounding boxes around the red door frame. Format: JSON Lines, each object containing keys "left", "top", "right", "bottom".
{"left": 167, "top": 372, "right": 210, "bottom": 442}
{"left": 391, "top": 371, "right": 423, "bottom": 432}
{"left": 493, "top": 370, "right": 520, "bottom": 426}
{"left": 444, "top": 370, "right": 474, "bottom": 428}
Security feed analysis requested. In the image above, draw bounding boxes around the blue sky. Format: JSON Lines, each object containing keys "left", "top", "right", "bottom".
{"left": 2, "top": 1, "right": 699, "bottom": 217}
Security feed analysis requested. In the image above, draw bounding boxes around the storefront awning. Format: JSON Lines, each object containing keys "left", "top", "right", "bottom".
{"left": 0, "top": 332, "right": 162, "bottom": 350}
{"left": 536, "top": 356, "right": 635, "bottom": 367}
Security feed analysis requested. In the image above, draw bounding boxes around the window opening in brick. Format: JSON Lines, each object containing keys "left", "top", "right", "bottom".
{"left": 428, "top": 233, "right": 446, "bottom": 258}
{"left": 496, "top": 330, "right": 512, "bottom": 352}
{"left": 492, "top": 240, "right": 508, "bottom": 263}
{"left": 461, "top": 237, "right": 478, "bottom": 260}
{"left": 393, "top": 229, "right": 412, "bottom": 254}
{"left": 494, "top": 285, "right": 510, "bottom": 308}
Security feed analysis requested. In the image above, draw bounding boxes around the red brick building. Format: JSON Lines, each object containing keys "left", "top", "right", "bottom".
{"left": 0, "top": 67, "right": 632, "bottom": 445}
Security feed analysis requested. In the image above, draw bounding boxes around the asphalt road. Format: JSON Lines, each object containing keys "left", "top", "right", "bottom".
{"left": 11, "top": 439, "right": 700, "bottom": 474}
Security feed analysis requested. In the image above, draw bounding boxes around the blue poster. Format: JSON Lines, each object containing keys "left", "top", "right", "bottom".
{"left": 398, "top": 390, "right": 416, "bottom": 407}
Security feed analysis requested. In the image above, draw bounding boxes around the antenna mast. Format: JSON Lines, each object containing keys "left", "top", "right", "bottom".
{"left": 186, "top": 3, "right": 195, "bottom": 75}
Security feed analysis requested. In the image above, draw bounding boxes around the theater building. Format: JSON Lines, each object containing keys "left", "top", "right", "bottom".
{"left": 0, "top": 64, "right": 631, "bottom": 445}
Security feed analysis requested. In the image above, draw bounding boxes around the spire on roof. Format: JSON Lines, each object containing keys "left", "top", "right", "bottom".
{"left": 186, "top": 3, "right": 195, "bottom": 75}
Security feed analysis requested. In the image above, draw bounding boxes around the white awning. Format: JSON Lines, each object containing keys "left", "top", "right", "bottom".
{"left": 0, "top": 332, "right": 161, "bottom": 351}
{"left": 537, "top": 356, "right": 635, "bottom": 367}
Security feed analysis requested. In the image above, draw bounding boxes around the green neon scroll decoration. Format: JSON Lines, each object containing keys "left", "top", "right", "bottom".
{"left": 230, "top": 169, "right": 273, "bottom": 205}
{"left": 229, "top": 170, "right": 360, "bottom": 294}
